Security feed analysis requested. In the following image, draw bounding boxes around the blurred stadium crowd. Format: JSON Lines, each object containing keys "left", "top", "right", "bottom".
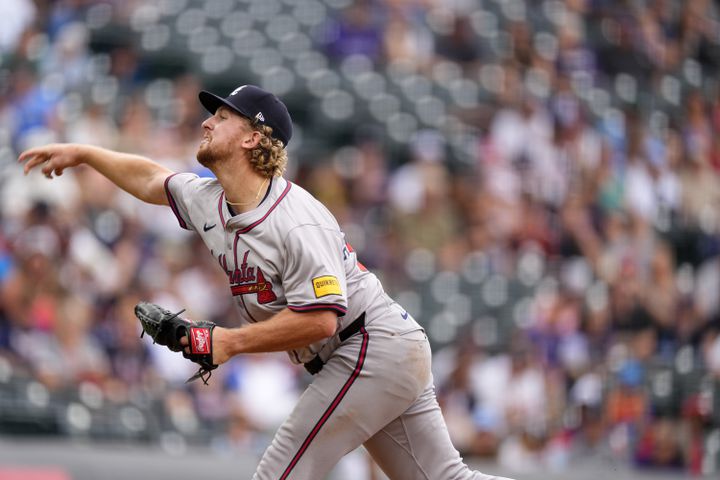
{"left": 2, "top": 0, "right": 720, "bottom": 478}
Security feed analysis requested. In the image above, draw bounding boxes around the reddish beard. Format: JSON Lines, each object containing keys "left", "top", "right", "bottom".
{"left": 196, "top": 143, "right": 216, "bottom": 168}
{"left": 197, "top": 139, "right": 232, "bottom": 168}
{"left": 197, "top": 136, "right": 244, "bottom": 168}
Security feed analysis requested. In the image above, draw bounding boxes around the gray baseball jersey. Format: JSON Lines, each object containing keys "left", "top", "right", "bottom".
{"left": 165, "top": 173, "right": 514, "bottom": 480}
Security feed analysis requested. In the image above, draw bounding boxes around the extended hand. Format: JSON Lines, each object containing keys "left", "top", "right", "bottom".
{"left": 18, "top": 143, "right": 84, "bottom": 178}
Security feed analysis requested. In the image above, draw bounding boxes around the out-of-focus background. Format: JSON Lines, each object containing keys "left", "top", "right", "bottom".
{"left": 1, "top": 0, "right": 719, "bottom": 479}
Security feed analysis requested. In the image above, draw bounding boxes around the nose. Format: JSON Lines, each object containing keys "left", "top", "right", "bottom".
{"left": 201, "top": 116, "right": 214, "bottom": 130}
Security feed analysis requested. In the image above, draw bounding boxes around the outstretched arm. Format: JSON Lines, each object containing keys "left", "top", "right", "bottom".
{"left": 18, "top": 143, "right": 173, "bottom": 206}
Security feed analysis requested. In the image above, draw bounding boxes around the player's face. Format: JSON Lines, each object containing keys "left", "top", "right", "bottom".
{"left": 197, "top": 106, "right": 255, "bottom": 168}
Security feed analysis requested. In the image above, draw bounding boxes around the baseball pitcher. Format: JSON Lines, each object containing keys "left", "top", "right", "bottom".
{"left": 19, "top": 84, "right": 515, "bottom": 480}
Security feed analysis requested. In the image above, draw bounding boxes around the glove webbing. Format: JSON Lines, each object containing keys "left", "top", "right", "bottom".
{"left": 139, "top": 308, "right": 186, "bottom": 342}
{"left": 137, "top": 306, "right": 216, "bottom": 385}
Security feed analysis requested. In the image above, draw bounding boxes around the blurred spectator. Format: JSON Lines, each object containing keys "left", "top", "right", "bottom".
{"left": 96, "top": 289, "right": 151, "bottom": 395}
{"left": 7, "top": 63, "right": 62, "bottom": 149}
{"left": 497, "top": 423, "right": 552, "bottom": 475}
{"left": 555, "top": 14, "right": 596, "bottom": 80}
{"left": 701, "top": 322, "right": 720, "bottom": 375}
{"left": 224, "top": 354, "right": 302, "bottom": 435}
{"left": 643, "top": 243, "right": 679, "bottom": 351}
{"left": 383, "top": 3, "right": 434, "bottom": 71}
{"left": 25, "top": 295, "right": 110, "bottom": 390}
{"left": 606, "top": 359, "right": 649, "bottom": 429}
{"left": 487, "top": 90, "right": 554, "bottom": 204}
{"left": 563, "top": 405, "right": 613, "bottom": 469}
{"left": 434, "top": 15, "right": 484, "bottom": 70}
{"left": 1, "top": 220, "right": 65, "bottom": 338}
{"left": 634, "top": 417, "right": 685, "bottom": 470}
{"left": 387, "top": 129, "right": 460, "bottom": 253}
{"left": 472, "top": 337, "right": 548, "bottom": 438}
{"left": 40, "top": 22, "right": 90, "bottom": 88}
{"left": 436, "top": 342, "right": 500, "bottom": 458}
{"left": 596, "top": 14, "right": 653, "bottom": 83}
{"left": 679, "top": 0, "right": 720, "bottom": 75}
{"left": 212, "top": 405, "right": 256, "bottom": 454}
{"left": 317, "top": 1, "right": 386, "bottom": 63}
{"left": 0, "top": 0, "right": 36, "bottom": 53}
{"left": 65, "top": 102, "right": 119, "bottom": 147}
{"left": 507, "top": 21, "right": 534, "bottom": 69}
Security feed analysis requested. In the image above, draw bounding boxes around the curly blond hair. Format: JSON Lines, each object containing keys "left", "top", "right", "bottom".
{"left": 249, "top": 124, "right": 287, "bottom": 178}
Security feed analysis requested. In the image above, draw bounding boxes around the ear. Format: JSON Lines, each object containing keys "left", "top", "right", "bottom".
{"left": 241, "top": 130, "right": 262, "bottom": 150}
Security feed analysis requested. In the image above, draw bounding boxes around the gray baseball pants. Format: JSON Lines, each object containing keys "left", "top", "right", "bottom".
{"left": 253, "top": 322, "right": 514, "bottom": 480}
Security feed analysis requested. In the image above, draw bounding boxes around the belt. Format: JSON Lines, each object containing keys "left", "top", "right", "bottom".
{"left": 304, "top": 312, "right": 365, "bottom": 375}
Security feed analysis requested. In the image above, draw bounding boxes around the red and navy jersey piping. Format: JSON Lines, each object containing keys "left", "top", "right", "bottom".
{"left": 237, "top": 182, "right": 292, "bottom": 234}
{"left": 164, "top": 173, "right": 191, "bottom": 230}
{"left": 288, "top": 303, "right": 347, "bottom": 317}
{"left": 217, "top": 192, "right": 227, "bottom": 228}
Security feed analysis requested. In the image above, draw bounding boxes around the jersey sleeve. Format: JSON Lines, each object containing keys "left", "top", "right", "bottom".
{"left": 164, "top": 172, "right": 201, "bottom": 231}
{"left": 282, "top": 225, "right": 348, "bottom": 317}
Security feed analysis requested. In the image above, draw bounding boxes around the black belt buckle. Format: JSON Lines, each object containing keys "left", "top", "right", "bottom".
{"left": 304, "top": 312, "right": 365, "bottom": 375}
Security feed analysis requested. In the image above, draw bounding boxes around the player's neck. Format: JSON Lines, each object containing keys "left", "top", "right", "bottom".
{"left": 209, "top": 155, "right": 270, "bottom": 213}
{"left": 220, "top": 174, "right": 270, "bottom": 214}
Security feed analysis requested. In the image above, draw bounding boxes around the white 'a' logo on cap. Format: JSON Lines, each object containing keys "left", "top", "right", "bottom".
{"left": 255, "top": 112, "right": 265, "bottom": 122}
{"left": 230, "top": 85, "right": 247, "bottom": 96}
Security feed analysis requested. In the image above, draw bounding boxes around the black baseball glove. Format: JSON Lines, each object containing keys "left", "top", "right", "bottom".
{"left": 134, "top": 301, "right": 218, "bottom": 384}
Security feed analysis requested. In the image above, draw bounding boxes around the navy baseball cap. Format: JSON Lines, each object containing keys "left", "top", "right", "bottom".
{"left": 199, "top": 85, "right": 293, "bottom": 146}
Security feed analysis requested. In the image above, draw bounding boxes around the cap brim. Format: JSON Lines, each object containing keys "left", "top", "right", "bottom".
{"left": 198, "top": 91, "right": 252, "bottom": 119}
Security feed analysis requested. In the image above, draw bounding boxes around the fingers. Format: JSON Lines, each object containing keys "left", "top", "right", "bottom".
{"left": 18, "top": 145, "right": 70, "bottom": 179}
{"left": 41, "top": 160, "right": 60, "bottom": 179}
{"left": 19, "top": 149, "right": 51, "bottom": 175}
{"left": 17, "top": 146, "right": 45, "bottom": 164}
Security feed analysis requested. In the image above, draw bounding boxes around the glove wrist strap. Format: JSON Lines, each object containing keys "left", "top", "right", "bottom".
{"left": 188, "top": 326, "right": 213, "bottom": 355}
